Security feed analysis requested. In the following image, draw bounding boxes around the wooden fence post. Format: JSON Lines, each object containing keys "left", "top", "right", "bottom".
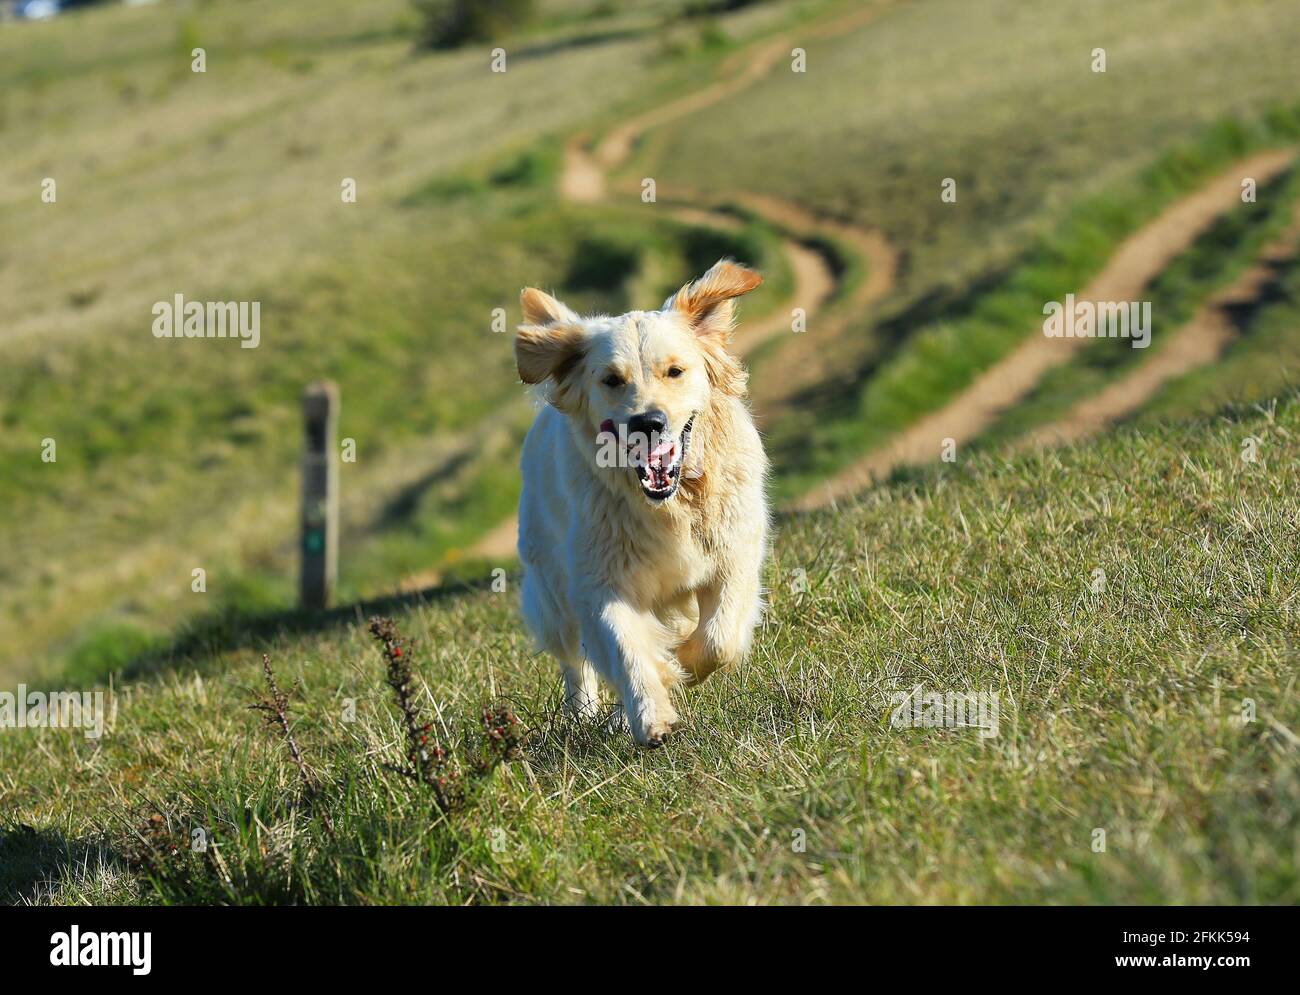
{"left": 300, "top": 381, "right": 338, "bottom": 610}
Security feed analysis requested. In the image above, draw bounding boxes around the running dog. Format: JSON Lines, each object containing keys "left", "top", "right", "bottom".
{"left": 513, "top": 259, "right": 769, "bottom": 746}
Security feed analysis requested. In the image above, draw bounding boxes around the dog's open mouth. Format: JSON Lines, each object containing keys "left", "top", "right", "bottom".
{"left": 634, "top": 416, "right": 693, "bottom": 502}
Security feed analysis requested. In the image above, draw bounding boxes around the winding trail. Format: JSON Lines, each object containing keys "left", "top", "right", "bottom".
{"left": 560, "top": 1, "right": 900, "bottom": 363}
{"left": 793, "top": 148, "right": 1298, "bottom": 511}
{"left": 415, "top": 2, "right": 901, "bottom": 576}
{"left": 1016, "top": 200, "right": 1300, "bottom": 451}
{"left": 415, "top": 5, "right": 1295, "bottom": 583}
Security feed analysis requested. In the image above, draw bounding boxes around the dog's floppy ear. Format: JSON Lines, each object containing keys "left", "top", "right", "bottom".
{"left": 668, "top": 259, "right": 762, "bottom": 340}
{"left": 515, "top": 321, "right": 586, "bottom": 386}
{"left": 520, "top": 287, "right": 578, "bottom": 326}
{"left": 516, "top": 288, "right": 586, "bottom": 386}
{"left": 668, "top": 259, "right": 760, "bottom": 397}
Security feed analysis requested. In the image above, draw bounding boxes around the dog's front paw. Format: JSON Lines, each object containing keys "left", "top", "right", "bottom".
{"left": 676, "top": 631, "right": 742, "bottom": 686}
{"left": 607, "top": 706, "right": 669, "bottom": 746}
{"left": 641, "top": 722, "right": 674, "bottom": 748}
{"left": 625, "top": 700, "right": 680, "bottom": 748}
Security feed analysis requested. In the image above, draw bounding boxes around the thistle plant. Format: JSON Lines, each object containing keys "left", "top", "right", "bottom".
{"left": 368, "top": 615, "right": 519, "bottom": 812}
{"left": 369, "top": 615, "right": 462, "bottom": 810}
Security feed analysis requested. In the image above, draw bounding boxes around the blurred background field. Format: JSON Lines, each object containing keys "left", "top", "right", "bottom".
{"left": 3, "top": 0, "right": 1300, "bottom": 906}
{"left": 2, "top": 0, "right": 795, "bottom": 678}
{"left": 0, "top": 0, "right": 1294, "bottom": 673}
{"left": 4, "top": 0, "right": 1300, "bottom": 682}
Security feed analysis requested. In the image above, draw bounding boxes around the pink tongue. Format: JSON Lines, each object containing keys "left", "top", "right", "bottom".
{"left": 648, "top": 438, "right": 676, "bottom": 469}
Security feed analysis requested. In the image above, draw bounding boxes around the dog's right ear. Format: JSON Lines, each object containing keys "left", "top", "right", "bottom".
{"left": 516, "top": 288, "right": 586, "bottom": 387}
{"left": 520, "top": 287, "right": 578, "bottom": 326}
{"left": 515, "top": 321, "right": 586, "bottom": 385}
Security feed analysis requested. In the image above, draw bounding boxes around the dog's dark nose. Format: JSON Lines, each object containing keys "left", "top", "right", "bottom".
{"left": 628, "top": 410, "right": 668, "bottom": 440}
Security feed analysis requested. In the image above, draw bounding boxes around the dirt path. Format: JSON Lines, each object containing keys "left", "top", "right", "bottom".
{"left": 651, "top": 193, "right": 839, "bottom": 356}
{"left": 576, "top": 2, "right": 897, "bottom": 192}
{"left": 560, "top": 0, "right": 900, "bottom": 362}
{"left": 732, "top": 190, "right": 899, "bottom": 407}
{"left": 1014, "top": 201, "right": 1300, "bottom": 450}
{"left": 793, "top": 148, "right": 1297, "bottom": 511}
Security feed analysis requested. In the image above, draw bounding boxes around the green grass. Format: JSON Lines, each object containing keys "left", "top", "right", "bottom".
{"left": 3, "top": 391, "right": 1297, "bottom": 904}
{"left": 768, "top": 106, "right": 1300, "bottom": 500}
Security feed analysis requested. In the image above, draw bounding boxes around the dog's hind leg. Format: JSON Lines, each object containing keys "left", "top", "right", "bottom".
{"left": 561, "top": 657, "right": 601, "bottom": 720}
{"left": 523, "top": 570, "right": 600, "bottom": 720}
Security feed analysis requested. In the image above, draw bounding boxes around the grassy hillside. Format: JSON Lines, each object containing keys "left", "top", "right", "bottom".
{"left": 626, "top": 0, "right": 1300, "bottom": 498}
{"left": 4, "top": 392, "right": 1297, "bottom": 905}
{"left": 768, "top": 111, "right": 1300, "bottom": 498}
{"left": 649, "top": 0, "right": 1300, "bottom": 295}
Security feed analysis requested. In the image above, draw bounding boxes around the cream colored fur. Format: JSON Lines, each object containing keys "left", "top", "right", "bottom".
{"left": 513, "top": 260, "right": 769, "bottom": 746}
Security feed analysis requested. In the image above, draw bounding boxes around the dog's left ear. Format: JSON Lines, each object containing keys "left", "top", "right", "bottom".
{"left": 668, "top": 259, "right": 762, "bottom": 341}
{"left": 515, "top": 322, "right": 586, "bottom": 386}
{"left": 668, "top": 259, "right": 761, "bottom": 397}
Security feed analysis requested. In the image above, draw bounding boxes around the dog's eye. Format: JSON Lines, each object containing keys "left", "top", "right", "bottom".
{"left": 667, "top": 366, "right": 685, "bottom": 378}
{"left": 601, "top": 373, "right": 624, "bottom": 388}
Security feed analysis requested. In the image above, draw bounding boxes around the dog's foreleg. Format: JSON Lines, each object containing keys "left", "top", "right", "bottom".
{"left": 522, "top": 570, "right": 601, "bottom": 722}
{"left": 579, "top": 598, "right": 680, "bottom": 747}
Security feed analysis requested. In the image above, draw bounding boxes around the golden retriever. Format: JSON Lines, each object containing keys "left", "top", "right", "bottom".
{"left": 513, "top": 259, "right": 769, "bottom": 746}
